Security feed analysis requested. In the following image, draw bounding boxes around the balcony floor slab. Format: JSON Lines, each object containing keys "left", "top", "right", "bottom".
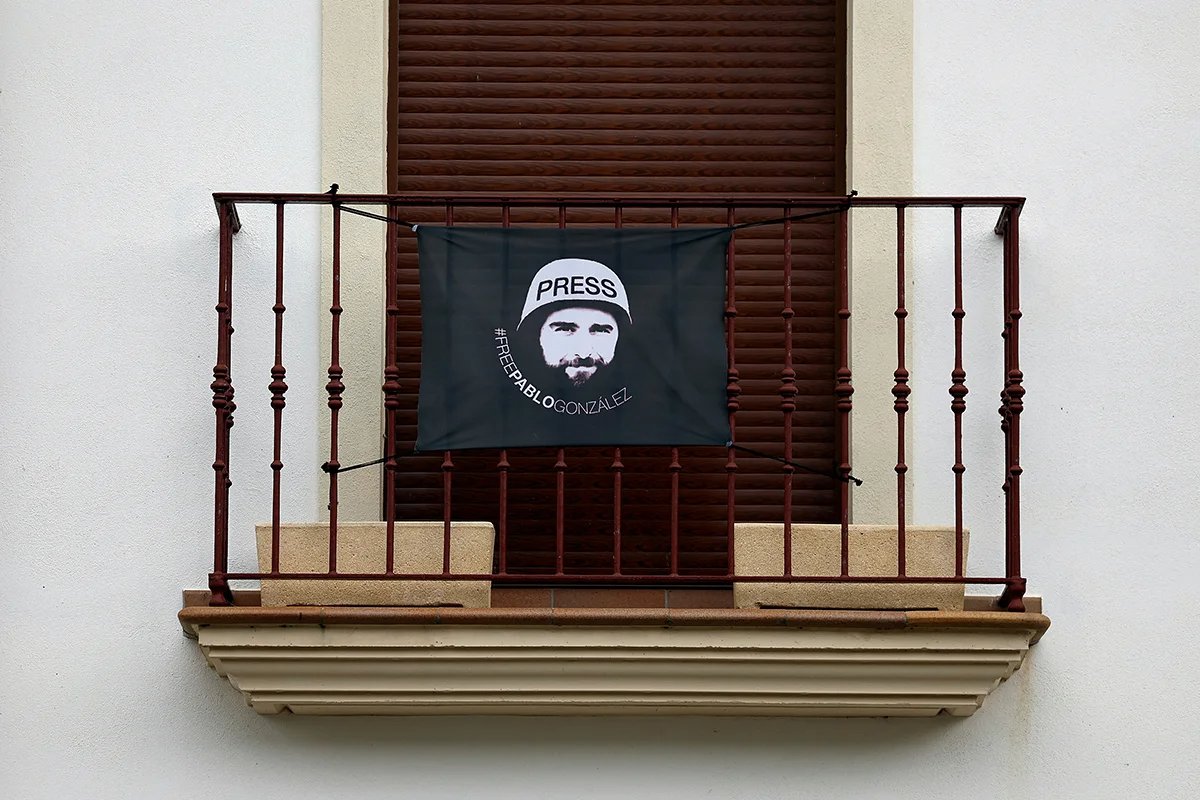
{"left": 179, "top": 603, "right": 1048, "bottom": 718}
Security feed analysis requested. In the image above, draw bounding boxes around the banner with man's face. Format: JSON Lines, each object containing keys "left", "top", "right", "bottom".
{"left": 415, "top": 226, "right": 732, "bottom": 450}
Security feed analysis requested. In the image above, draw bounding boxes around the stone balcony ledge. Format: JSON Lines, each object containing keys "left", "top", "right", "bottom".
{"left": 180, "top": 593, "right": 1048, "bottom": 718}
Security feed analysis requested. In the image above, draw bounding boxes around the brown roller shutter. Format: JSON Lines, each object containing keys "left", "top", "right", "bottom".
{"left": 390, "top": 0, "right": 844, "bottom": 576}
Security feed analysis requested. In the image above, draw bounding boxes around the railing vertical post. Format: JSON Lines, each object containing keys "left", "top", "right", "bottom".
{"left": 669, "top": 205, "right": 682, "bottom": 576}
{"left": 326, "top": 203, "right": 344, "bottom": 573}
{"left": 209, "top": 201, "right": 236, "bottom": 605}
{"left": 950, "top": 206, "right": 968, "bottom": 578}
{"left": 893, "top": 205, "right": 909, "bottom": 576}
{"left": 999, "top": 205, "right": 1026, "bottom": 611}
{"left": 725, "top": 206, "right": 740, "bottom": 576}
{"left": 269, "top": 202, "right": 288, "bottom": 575}
{"left": 780, "top": 209, "right": 795, "bottom": 577}
{"left": 611, "top": 205, "right": 624, "bottom": 575}
{"left": 555, "top": 204, "right": 567, "bottom": 576}
{"left": 383, "top": 201, "right": 401, "bottom": 574}
{"left": 442, "top": 203, "right": 456, "bottom": 575}
{"left": 835, "top": 206, "right": 853, "bottom": 576}
{"left": 497, "top": 204, "right": 511, "bottom": 576}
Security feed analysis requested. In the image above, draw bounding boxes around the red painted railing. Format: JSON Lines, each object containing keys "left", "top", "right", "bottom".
{"left": 207, "top": 193, "right": 1026, "bottom": 611}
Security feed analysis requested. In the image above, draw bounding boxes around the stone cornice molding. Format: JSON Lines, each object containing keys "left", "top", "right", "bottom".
{"left": 181, "top": 607, "right": 1048, "bottom": 717}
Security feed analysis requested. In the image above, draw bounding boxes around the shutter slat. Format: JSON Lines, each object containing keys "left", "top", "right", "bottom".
{"left": 399, "top": 4, "right": 832, "bottom": 23}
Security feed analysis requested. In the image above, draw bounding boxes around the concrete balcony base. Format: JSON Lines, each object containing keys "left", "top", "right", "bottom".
{"left": 179, "top": 606, "right": 1048, "bottom": 718}
{"left": 254, "top": 522, "right": 494, "bottom": 607}
{"left": 734, "top": 523, "right": 970, "bottom": 611}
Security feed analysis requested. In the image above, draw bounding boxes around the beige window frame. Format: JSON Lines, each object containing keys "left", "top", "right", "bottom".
{"left": 319, "top": 0, "right": 914, "bottom": 525}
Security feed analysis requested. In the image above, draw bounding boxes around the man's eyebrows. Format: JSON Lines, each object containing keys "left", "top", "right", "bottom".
{"left": 589, "top": 323, "right": 613, "bottom": 333}
{"left": 549, "top": 321, "right": 578, "bottom": 331}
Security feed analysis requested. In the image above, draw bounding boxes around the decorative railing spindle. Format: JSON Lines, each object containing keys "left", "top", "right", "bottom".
{"left": 835, "top": 208, "right": 853, "bottom": 576}
{"left": 497, "top": 204, "right": 511, "bottom": 576}
{"left": 269, "top": 203, "right": 288, "bottom": 574}
{"left": 611, "top": 205, "right": 624, "bottom": 574}
{"left": 496, "top": 450, "right": 510, "bottom": 576}
{"left": 383, "top": 201, "right": 401, "bottom": 574}
{"left": 223, "top": 211, "right": 236, "bottom": 582}
{"left": 441, "top": 450, "right": 453, "bottom": 575}
{"left": 325, "top": 203, "right": 344, "bottom": 572}
{"left": 1000, "top": 206, "right": 1026, "bottom": 611}
{"left": 669, "top": 205, "right": 681, "bottom": 576}
{"left": 725, "top": 206, "right": 740, "bottom": 574}
{"left": 555, "top": 446, "right": 566, "bottom": 575}
{"left": 893, "top": 205, "right": 909, "bottom": 576}
{"left": 555, "top": 203, "right": 567, "bottom": 576}
{"left": 950, "top": 206, "right": 968, "bottom": 577}
{"left": 780, "top": 210, "right": 795, "bottom": 577}
{"left": 999, "top": 222, "right": 1012, "bottom": 589}
{"left": 209, "top": 201, "right": 236, "bottom": 605}
{"left": 611, "top": 447, "right": 624, "bottom": 575}
{"left": 442, "top": 203, "right": 456, "bottom": 575}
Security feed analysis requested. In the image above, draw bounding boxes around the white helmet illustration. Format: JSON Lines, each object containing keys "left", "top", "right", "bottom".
{"left": 517, "top": 258, "right": 632, "bottom": 329}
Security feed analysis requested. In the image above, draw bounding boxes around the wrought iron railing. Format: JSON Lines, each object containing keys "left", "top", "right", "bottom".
{"left": 206, "top": 192, "right": 1026, "bottom": 610}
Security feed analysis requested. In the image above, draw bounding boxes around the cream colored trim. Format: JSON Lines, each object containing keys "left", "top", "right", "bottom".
{"left": 320, "top": 0, "right": 389, "bottom": 521}
{"left": 196, "top": 621, "right": 1033, "bottom": 716}
{"left": 847, "top": 1, "right": 914, "bottom": 523}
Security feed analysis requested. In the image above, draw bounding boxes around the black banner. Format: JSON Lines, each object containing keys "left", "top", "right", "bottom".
{"left": 415, "top": 226, "right": 732, "bottom": 450}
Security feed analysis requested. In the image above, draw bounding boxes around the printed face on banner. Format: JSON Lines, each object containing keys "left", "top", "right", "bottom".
{"left": 539, "top": 307, "right": 620, "bottom": 386}
{"left": 416, "top": 227, "right": 731, "bottom": 451}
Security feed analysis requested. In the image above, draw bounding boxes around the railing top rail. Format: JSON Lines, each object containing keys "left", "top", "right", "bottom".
{"left": 214, "top": 191, "right": 1025, "bottom": 208}
{"left": 214, "top": 193, "right": 1025, "bottom": 234}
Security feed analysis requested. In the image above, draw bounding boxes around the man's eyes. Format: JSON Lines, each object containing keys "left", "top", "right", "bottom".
{"left": 549, "top": 322, "right": 612, "bottom": 334}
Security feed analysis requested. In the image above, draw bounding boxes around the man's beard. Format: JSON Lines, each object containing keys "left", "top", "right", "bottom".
{"left": 551, "top": 355, "right": 607, "bottom": 387}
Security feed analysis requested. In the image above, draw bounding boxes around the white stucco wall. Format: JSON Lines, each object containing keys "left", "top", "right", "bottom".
{"left": 2, "top": 1, "right": 1199, "bottom": 799}
{"left": 910, "top": 1, "right": 1200, "bottom": 797}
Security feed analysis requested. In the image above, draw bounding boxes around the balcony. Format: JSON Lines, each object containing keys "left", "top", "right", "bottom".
{"left": 179, "top": 192, "right": 1049, "bottom": 716}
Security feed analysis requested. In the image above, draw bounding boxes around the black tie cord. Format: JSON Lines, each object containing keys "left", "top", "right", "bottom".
{"left": 327, "top": 447, "right": 861, "bottom": 486}
{"left": 338, "top": 204, "right": 420, "bottom": 230}
{"left": 323, "top": 456, "right": 387, "bottom": 475}
{"left": 727, "top": 443, "right": 863, "bottom": 486}
{"left": 331, "top": 188, "right": 859, "bottom": 235}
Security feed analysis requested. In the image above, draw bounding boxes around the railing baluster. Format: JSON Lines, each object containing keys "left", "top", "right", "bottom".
{"left": 780, "top": 209, "right": 795, "bottom": 577}
{"left": 555, "top": 445, "right": 566, "bottom": 575}
{"left": 950, "top": 206, "right": 968, "bottom": 577}
{"left": 556, "top": 203, "right": 567, "bottom": 576}
{"left": 670, "top": 205, "right": 681, "bottom": 576}
{"left": 209, "top": 201, "right": 235, "bottom": 605}
{"left": 442, "top": 203, "right": 455, "bottom": 575}
{"left": 999, "top": 218, "right": 1012, "bottom": 585}
{"left": 725, "top": 206, "right": 740, "bottom": 576}
{"left": 269, "top": 203, "right": 288, "bottom": 575}
{"left": 894, "top": 205, "right": 909, "bottom": 576}
{"left": 383, "top": 201, "right": 401, "bottom": 574}
{"left": 611, "top": 448, "right": 624, "bottom": 575}
{"left": 835, "top": 207, "right": 853, "bottom": 576}
{"left": 441, "top": 451, "right": 453, "bottom": 575}
{"left": 223, "top": 214, "right": 236, "bottom": 585}
{"left": 498, "top": 204, "right": 511, "bottom": 577}
{"left": 1001, "top": 206, "right": 1025, "bottom": 611}
{"left": 326, "top": 204, "right": 344, "bottom": 573}
{"left": 612, "top": 205, "right": 624, "bottom": 575}
{"left": 497, "top": 451, "right": 510, "bottom": 576}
